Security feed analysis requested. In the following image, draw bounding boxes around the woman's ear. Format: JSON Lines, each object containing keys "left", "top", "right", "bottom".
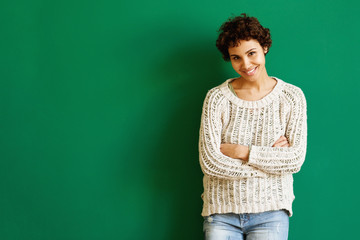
{"left": 263, "top": 47, "right": 268, "bottom": 54}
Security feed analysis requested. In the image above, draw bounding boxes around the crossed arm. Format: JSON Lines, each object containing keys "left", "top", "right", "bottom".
{"left": 220, "top": 136, "right": 290, "bottom": 161}
{"left": 220, "top": 89, "right": 307, "bottom": 175}
{"left": 199, "top": 88, "right": 307, "bottom": 178}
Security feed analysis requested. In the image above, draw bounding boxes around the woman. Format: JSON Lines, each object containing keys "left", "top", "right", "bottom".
{"left": 198, "top": 13, "right": 307, "bottom": 240}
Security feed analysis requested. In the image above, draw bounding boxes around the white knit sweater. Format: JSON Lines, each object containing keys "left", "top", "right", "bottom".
{"left": 198, "top": 77, "right": 307, "bottom": 217}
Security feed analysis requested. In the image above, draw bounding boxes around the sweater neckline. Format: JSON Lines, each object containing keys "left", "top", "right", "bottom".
{"left": 219, "top": 76, "right": 284, "bottom": 108}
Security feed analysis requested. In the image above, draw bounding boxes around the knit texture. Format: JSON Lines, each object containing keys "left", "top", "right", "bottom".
{"left": 198, "top": 77, "right": 307, "bottom": 217}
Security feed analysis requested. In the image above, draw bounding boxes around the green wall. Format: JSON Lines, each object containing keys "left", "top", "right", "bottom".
{"left": 1, "top": 0, "right": 359, "bottom": 239}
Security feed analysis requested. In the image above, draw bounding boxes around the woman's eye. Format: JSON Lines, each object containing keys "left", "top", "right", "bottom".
{"left": 249, "top": 51, "right": 256, "bottom": 56}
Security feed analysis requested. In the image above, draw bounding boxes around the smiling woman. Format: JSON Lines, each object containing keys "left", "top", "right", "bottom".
{"left": 227, "top": 39, "right": 277, "bottom": 101}
{"left": 198, "top": 13, "right": 308, "bottom": 240}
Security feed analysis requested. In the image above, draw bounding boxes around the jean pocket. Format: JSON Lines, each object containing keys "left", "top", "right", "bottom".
{"left": 257, "top": 209, "right": 289, "bottom": 222}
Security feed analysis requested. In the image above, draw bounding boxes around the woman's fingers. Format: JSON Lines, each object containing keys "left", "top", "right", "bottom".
{"left": 278, "top": 141, "right": 289, "bottom": 147}
{"left": 272, "top": 136, "right": 289, "bottom": 147}
{"left": 273, "top": 136, "right": 286, "bottom": 144}
{"left": 272, "top": 136, "right": 282, "bottom": 146}
{"left": 274, "top": 141, "right": 287, "bottom": 147}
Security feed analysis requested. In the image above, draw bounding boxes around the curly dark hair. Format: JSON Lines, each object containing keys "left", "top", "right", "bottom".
{"left": 216, "top": 13, "right": 272, "bottom": 61}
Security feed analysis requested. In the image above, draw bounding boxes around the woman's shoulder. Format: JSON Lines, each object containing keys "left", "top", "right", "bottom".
{"left": 280, "top": 79, "right": 305, "bottom": 94}
{"left": 201, "top": 79, "right": 232, "bottom": 111}
{"left": 276, "top": 77, "right": 307, "bottom": 106}
{"left": 203, "top": 79, "right": 230, "bottom": 100}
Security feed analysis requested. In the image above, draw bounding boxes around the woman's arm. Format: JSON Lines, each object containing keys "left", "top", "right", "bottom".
{"left": 220, "top": 136, "right": 290, "bottom": 160}
{"left": 247, "top": 89, "right": 307, "bottom": 175}
{"left": 220, "top": 89, "right": 307, "bottom": 175}
{"left": 199, "top": 88, "right": 267, "bottom": 179}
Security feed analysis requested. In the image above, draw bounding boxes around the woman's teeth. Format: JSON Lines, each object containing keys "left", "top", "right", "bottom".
{"left": 246, "top": 67, "right": 257, "bottom": 75}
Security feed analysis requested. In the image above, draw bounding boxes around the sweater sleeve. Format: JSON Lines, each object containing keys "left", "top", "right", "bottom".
{"left": 247, "top": 88, "right": 307, "bottom": 175}
{"left": 199, "top": 88, "right": 267, "bottom": 179}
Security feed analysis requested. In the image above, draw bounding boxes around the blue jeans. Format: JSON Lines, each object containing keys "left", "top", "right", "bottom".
{"left": 203, "top": 210, "right": 289, "bottom": 240}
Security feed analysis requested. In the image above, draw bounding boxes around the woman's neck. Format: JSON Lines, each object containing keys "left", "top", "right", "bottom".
{"left": 233, "top": 75, "right": 275, "bottom": 92}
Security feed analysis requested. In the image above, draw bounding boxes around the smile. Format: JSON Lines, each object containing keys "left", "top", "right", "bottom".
{"left": 243, "top": 66, "right": 257, "bottom": 76}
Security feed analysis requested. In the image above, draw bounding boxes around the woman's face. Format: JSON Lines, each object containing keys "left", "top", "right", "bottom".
{"left": 228, "top": 39, "right": 268, "bottom": 82}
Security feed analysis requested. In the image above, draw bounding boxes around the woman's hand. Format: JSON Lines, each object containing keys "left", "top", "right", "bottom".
{"left": 220, "top": 144, "right": 249, "bottom": 161}
{"left": 272, "top": 136, "right": 290, "bottom": 147}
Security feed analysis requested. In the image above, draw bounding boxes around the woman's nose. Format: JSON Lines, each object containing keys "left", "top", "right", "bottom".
{"left": 242, "top": 58, "right": 251, "bottom": 69}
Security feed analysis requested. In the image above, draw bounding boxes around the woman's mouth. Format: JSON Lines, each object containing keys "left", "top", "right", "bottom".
{"left": 243, "top": 66, "right": 257, "bottom": 76}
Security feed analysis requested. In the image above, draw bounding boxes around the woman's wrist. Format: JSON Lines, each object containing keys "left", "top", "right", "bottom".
{"left": 237, "top": 145, "right": 250, "bottom": 161}
{"left": 220, "top": 143, "right": 250, "bottom": 161}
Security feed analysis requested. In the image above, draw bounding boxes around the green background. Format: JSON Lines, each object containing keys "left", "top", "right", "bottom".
{"left": 1, "top": 0, "right": 359, "bottom": 239}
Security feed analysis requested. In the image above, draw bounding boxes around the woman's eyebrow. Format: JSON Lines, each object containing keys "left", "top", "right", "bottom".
{"left": 230, "top": 48, "right": 257, "bottom": 56}
{"left": 246, "top": 48, "right": 257, "bottom": 53}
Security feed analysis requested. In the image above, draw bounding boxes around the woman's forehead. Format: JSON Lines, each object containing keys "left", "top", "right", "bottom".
{"left": 228, "top": 39, "right": 261, "bottom": 53}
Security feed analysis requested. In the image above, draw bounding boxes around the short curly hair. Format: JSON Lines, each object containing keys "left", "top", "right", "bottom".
{"left": 216, "top": 13, "right": 272, "bottom": 61}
